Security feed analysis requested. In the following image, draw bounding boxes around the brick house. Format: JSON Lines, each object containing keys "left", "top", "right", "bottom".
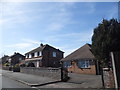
{"left": 61, "top": 44, "right": 100, "bottom": 75}
{"left": 25, "top": 44, "right": 64, "bottom": 68}
{"left": 9, "top": 52, "right": 25, "bottom": 66}
{"left": 1, "top": 55, "right": 9, "bottom": 65}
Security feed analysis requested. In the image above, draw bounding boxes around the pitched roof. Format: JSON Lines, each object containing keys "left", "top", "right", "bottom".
{"left": 61, "top": 43, "right": 95, "bottom": 61}
{"left": 25, "top": 44, "right": 64, "bottom": 54}
{"left": 10, "top": 52, "right": 25, "bottom": 58}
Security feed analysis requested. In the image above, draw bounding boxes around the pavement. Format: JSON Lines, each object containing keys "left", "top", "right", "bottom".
{"left": 36, "top": 73, "right": 103, "bottom": 88}
{"left": 2, "top": 69, "right": 103, "bottom": 88}
{"left": 2, "top": 75, "right": 31, "bottom": 88}
{"left": 2, "top": 70, "right": 59, "bottom": 86}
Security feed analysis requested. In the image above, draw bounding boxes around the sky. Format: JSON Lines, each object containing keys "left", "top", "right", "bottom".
{"left": 0, "top": 1, "right": 118, "bottom": 57}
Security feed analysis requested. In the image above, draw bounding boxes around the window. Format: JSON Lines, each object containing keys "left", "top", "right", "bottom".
{"left": 53, "top": 52, "right": 56, "bottom": 57}
{"left": 25, "top": 55, "right": 28, "bottom": 58}
{"left": 26, "top": 54, "right": 29, "bottom": 58}
{"left": 63, "top": 61, "right": 71, "bottom": 68}
{"left": 39, "top": 51, "right": 42, "bottom": 56}
{"left": 19, "top": 58, "right": 22, "bottom": 61}
{"left": 78, "top": 60, "right": 90, "bottom": 68}
{"left": 35, "top": 52, "right": 38, "bottom": 57}
{"left": 31, "top": 53, "right": 34, "bottom": 58}
{"left": 29, "top": 54, "right": 32, "bottom": 58}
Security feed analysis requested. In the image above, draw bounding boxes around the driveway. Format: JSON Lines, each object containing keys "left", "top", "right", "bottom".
{"left": 67, "top": 73, "right": 103, "bottom": 88}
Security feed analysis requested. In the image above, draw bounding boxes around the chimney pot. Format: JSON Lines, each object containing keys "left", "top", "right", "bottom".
{"left": 40, "top": 43, "right": 43, "bottom": 47}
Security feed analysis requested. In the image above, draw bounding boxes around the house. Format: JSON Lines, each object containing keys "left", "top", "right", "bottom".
{"left": 61, "top": 44, "right": 100, "bottom": 75}
{"left": 0, "top": 55, "right": 9, "bottom": 65}
{"left": 9, "top": 52, "right": 25, "bottom": 66}
{"left": 24, "top": 44, "right": 64, "bottom": 68}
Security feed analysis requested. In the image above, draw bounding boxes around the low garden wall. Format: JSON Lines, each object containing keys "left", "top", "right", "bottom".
{"left": 103, "top": 68, "right": 115, "bottom": 88}
{"left": 20, "top": 67, "right": 61, "bottom": 80}
{"left": 2, "top": 66, "right": 10, "bottom": 71}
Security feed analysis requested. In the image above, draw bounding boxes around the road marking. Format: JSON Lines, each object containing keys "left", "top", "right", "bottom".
{"left": 31, "top": 87, "right": 39, "bottom": 90}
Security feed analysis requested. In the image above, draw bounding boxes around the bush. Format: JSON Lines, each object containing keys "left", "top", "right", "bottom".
{"left": 20, "top": 64, "right": 26, "bottom": 67}
{"left": 4, "top": 63, "right": 10, "bottom": 66}
{"left": 13, "top": 64, "right": 20, "bottom": 72}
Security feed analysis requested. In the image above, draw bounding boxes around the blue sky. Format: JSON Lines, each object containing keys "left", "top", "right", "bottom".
{"left": 0, "top": 1, "right": 118, "bottom": 57}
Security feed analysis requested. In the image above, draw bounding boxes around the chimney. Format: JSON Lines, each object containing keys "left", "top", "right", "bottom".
{"left": 14, "top": 52, "right": 17, "bottom": 55}
{"left": 40, "top": 43, "right": 44, "bottom": 47}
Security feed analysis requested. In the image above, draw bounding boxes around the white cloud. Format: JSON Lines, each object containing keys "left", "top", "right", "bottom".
{"left": 47, "top": 23, "right": 64, "bottom": 31}
{"left": 108, "top": 6, "right": 118, "bottom": 19}
{"left": 50, "top": 31, "right": 92, "bottom": 40}
{"left": 0, "top": 2, "right": 37, "bottom": 28}
{"left": 4, "top": 39, "right": 40, "bottom": 50}
{"left": 44, "top": 3, "right": 74, "bottom": 32}
{"left": 5, "top": 43, "right": 32, "bottom": 49}
{"left": 22, "top": 39, "right": 40, "bottom": 45}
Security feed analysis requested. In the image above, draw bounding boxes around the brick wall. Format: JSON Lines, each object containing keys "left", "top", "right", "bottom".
{"left": 67, "top": 61, "right": 96, "bottom": 75}
{"left": 103, "top": 68, "right": 115, "bottom": 88}
{"left": 20, "top": 67, "right": 61, "bottom": 80}
{"left": 43, "top": 47, "right": 63, "bottom": 67}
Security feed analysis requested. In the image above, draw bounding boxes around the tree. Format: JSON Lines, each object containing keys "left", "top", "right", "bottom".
{"left": 91, "top": 18, "right": 120, "bottom": 67}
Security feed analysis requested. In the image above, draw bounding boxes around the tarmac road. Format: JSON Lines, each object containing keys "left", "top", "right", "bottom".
{"left": 2, "top": 75, "right": 30, "bottom": 88}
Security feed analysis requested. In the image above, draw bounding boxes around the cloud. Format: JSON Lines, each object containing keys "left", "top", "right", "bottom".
{"left": 22, "top": 39, "right": 40, "bottom": 45}
{"left": 4, "top": 39, "right": 40, "bottom": 49}
{"left": 0, "top": 2, "right": 37, "bottom": 28}
{"left": 45, "top": 31, "right": 92, "bottom": 42}
{"left": 107, "top": 6, "right": 118, "bottom": 19}
{"left": 5, "top": 43, "right": 32, "bottom": 49}
{"left": 44, "top": 3, "right": 74, "bottom": 32}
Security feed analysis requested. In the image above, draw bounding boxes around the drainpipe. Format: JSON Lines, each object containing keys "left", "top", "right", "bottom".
{"left": 110, "top": 52, "right": 118, "bottom": 88}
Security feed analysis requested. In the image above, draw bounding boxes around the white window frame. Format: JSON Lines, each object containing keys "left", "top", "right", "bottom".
{"left": 39, "top": 51, "right": 42, "bottom": 56}
{"left": 29, "top": 54, "right": 32, "bottom": 58}
{"left": 53, "top": 52, "right": 56, "bottom": 57}
{"left": 78, "top": 60, "right": 90, "bottom": 68}
{"left": 35, "top": 52, "right": 38, "bottom": 57}
{"left": 25, "top": 55, "right": 28, "bottom": 58}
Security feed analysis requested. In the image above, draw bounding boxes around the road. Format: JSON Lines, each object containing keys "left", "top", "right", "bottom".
{"left": 0, "top": 69, "right": 36, "bottom": 89}
{"left": 2, "top": 75, "right": 31, "bottom": 88}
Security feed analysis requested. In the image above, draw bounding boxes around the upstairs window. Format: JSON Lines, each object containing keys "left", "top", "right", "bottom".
{"left": 35, "top": 52, "right": 38, "bottom": 57}
{"left": 53, "top": 52, "right": 56, "bottom": 57}
{"left": 78, "top": 60, "right": 90, "bottom": 68}
{"left": 37, "top": 51, "right": 42, "bottom": 56}
{"left": 25, "top": 55, "right": 28, "bottom": 58}
{"left": 29, "top": 54, "right": 32, "bottom": 58}
{"left": 31, "top": 53, "right": 34, "bottom": 58}
{"left": 19, "top": 57, "right": 22, "bottom": 61}
{"left": 26, "top": 54, "right": 29, "bottom": 58}
{"left": 39, "top": 51, "right": 42, "bottom": 56}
